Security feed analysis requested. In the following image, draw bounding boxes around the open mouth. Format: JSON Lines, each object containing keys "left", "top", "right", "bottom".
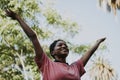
{"left": 62, "top": 48, "right": 69, "bottom": 52}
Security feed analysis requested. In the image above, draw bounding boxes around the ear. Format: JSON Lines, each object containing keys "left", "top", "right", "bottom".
{"left": 51, "top": 51, "right": 55, "bottom": 58}
{"left": 50, "top": 51, "right": 54, "bottom": 56}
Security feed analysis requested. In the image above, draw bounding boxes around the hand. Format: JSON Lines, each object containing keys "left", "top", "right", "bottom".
{"left": 97, "top": 37, "right": 106, "bottom": 44}
{"left": 5, "top": 8, "right": 17, "bottom": 20}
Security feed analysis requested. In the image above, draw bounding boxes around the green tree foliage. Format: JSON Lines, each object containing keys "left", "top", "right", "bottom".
{"left": 0, "top": 0, "right": 84, "bottom": 80}
{"left": 0, "top": 0, "right": 113, "bottom": 80}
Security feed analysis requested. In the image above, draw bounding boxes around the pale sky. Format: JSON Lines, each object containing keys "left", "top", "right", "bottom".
{"left": 53, "top": 0, "right": 120, "bottom": 79}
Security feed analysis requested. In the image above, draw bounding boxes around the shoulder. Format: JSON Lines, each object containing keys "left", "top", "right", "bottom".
{"left": 34, "top": 52, "right": 52, "bottom": 69}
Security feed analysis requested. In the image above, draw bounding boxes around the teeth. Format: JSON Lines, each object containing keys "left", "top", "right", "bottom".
{"left": 62, "top": 50, "right": 67, "bottom": 52}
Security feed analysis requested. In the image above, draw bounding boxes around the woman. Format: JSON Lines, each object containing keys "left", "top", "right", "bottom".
{"left": 5, "top": 9, "right": 106, "bottom": 80}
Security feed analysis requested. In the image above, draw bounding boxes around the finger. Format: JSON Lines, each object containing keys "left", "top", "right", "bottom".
{"left": 5, "top": 9, "right": 10, "bottom": 13}
{"left": 8, "top": 8, "right": 14, "bottom": 14}
{"left": 5, "top": 9, "right": 11, "bottom": 16}
{"left": 5, "top": 9, "right": 8, "bottom": 13}
{"left": 8, "top": 8, "right": 12, "bottom": 11}
{"left": 103, "top": 37, "right": 106, "bottom": 40}
{"left": 5, "top": 9, "right": 9, "bottom": 14}
{"left": 102, "top": 37, "right": 106, "bottom": 42}
{"left": 5, "top": 9, "right": 9, "bottom": 15}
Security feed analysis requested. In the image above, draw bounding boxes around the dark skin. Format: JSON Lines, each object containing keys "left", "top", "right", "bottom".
{"left": 52, "top": 41, "right": 69, "bottom": 63}
{"left": 5, "top": 9, "right": 43, "bottom": 59}
{"left": 81, "top": 38, "right": 106, "bottom": 66}
{"left": 51, "top": 38, "right": 106, "bottom": 66}
{"left": 5, "top": 9, "right": 106, "bottom": 67}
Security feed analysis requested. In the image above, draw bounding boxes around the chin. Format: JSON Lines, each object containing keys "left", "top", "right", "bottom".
{"left": 61, "top": 54, "right": 68, "bottom": 58}
{"left": 59, "top": 53, "right": 68, "bottom": 58}
{"left": 63, "top": 53, "right": 69, "bottom": 57}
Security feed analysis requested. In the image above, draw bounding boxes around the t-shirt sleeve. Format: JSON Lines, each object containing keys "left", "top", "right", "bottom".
{"left": 34, "top": 52, "right": 50, "bottom": 71}
{"left": 74, "top": 59, "right": 86, "bottom": 77}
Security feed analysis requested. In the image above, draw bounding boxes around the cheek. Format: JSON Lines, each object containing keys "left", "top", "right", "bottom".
{"left": 52, "top": 48, "right": 61, "bottom": 54}
{"left": 54, "top": 49, "right": 61, "bottom": 53}
{"left": 54, "top": 47, "right": 61, "bottom": 51}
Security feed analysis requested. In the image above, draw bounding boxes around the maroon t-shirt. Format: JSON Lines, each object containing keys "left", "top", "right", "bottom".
{"left": 35, "top": 53, "right": 85, "bottom": 80}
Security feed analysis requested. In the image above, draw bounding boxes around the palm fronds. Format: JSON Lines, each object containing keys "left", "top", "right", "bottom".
{"left": 85, "top": 57, "right": 118, "bottom": 80}
{"left": 98, "top": 0, "right": 120, "bottom": 15}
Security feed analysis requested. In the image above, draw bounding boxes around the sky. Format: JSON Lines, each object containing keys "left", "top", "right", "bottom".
{"left": 52, "top": 0, "right": 120, "bottom": 79}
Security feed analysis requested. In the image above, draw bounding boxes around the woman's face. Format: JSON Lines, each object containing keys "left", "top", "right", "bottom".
{"left": 52, "top": 40, "right": 69, "bottom": 58}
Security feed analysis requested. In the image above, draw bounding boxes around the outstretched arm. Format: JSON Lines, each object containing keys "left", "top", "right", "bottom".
{"left": 80, "top": 37, "right": 106, "bottom": 66}
{"left": 5, "top": 9, "right": 43, "bottom": 58}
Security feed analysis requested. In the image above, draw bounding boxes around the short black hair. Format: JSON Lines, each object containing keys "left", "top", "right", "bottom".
{"left": 49, "top": 39, "right": 64, "bottom": 55}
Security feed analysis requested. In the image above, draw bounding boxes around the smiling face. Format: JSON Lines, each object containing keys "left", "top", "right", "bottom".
{"left": 52, "top": 40, "right": 69, "bottom": 58}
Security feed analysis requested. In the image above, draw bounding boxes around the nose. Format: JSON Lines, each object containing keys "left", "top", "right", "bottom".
{"left": 61, "top": 45, "right": 66, "bottom": 48}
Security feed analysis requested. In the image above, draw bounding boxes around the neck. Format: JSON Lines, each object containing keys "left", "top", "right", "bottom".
{"left": 54, "top": 56, "right": 66, "bottom": 63}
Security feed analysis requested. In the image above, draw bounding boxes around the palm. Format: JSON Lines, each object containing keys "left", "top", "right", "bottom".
{"left": 97, "top": 37, "right": 106, "bottom": 43}
{"left": 99, "top": 0, "right": 120, "bottom": 15}
{"left": 5, "top": 9, "right": 16, "bottom": 19}
{"left": 84, "top": 57, "right": 118, "bottom": 80}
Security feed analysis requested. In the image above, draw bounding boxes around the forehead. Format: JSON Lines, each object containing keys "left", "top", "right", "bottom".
{"left": 56, "top": 40, "right": 66, "bottom": 45}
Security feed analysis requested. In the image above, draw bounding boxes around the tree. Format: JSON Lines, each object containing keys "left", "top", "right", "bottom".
{"left": 0, "top": 0, "right": 84, "bottom": 80}
{"left": 83, "top": 56, "right": 118, "bottom": 80}
{"left": 0, "top": 0, "right": 117, "bottom": 80}
{"left": 82, "top": 43, "right": 118, "bottom": 80}
{"left": 98, "top": 0, "right": 120, "bottom": 15}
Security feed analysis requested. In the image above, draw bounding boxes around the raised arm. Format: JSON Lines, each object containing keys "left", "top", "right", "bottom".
{"left": 80, "top": 37, "right": 106, "bottom": 66}
{"left": 5, "top": 9, "right": 43, "bottom": 58}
